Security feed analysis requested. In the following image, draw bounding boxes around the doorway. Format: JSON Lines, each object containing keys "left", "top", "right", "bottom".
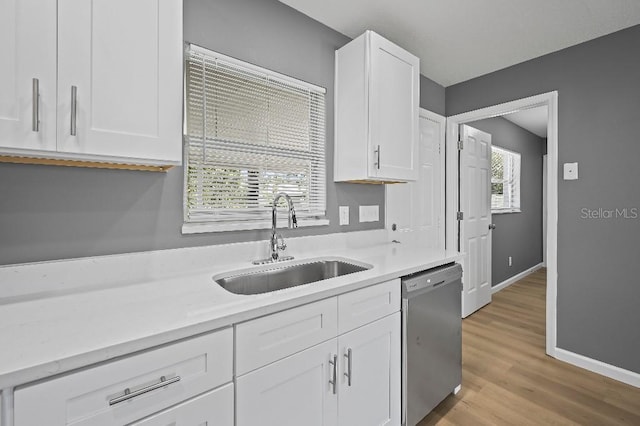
{"left": 445, "top": 91, "right": 558, "bottom": 357}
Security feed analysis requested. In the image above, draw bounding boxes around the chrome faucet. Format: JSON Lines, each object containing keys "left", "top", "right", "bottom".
{"left": 253, "top": 193, "right": 298, "bottom": 264}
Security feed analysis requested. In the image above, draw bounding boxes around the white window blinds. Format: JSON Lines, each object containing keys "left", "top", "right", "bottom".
{"left": 491, "top": 146, "right": 521, "bottom": 212}
{"left": 184, "top": 45, "right": 327, "bottom": 228}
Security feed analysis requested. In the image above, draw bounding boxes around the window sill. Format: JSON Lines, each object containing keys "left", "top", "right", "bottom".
{"left": 182, "top": 218, "right": 330, "bottom": 234}
{"left": 491, "top": 209, "right": 522, "bottom": 215}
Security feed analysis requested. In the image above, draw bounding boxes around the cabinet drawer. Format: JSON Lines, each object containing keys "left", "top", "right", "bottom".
{"left": 14, "top": 328, "right": 232, "bottom": 426}
{"left": 338, "top": 279, "right": 400, "bottom": 334}
{"left": 131, "top": 383, "right": 234, "bottom": 426}
{"left": 236, "top": 297, "right": 338, "bottom": 375}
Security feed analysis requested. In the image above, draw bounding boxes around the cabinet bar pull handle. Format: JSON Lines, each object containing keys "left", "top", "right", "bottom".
{"left": 329, "top": 354, "right": 337, "bottom": 394}
{"left": 344, "top": 348, "right": 352, "bottom": 386}
{"left": 108, "top": 375, "right": 181, "bottom": 406}
{"left": 32, "top": 78, "right": 39, "bottom": 132}
{"left": 374, "top": 145, "right": 381, "bottom": 169}
{"left": 70, "top": 86, "right": 77, "bottom": 136}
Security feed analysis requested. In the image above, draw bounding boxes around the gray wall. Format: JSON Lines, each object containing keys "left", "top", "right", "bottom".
{"left": 0, "top": 0, "right": 445, "bottom": 266}
{"left": 468, "top": 117, "right": 544, "bottom": 286}
{"left": 420, "top": 75, "right": 445, "bottom": 116}
{"left": 447, "top": 25, "right": 640, "bottom": 373}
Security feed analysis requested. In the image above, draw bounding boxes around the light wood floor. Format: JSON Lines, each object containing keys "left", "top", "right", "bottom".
{"left": 419, "top": 268, "right": 640, "bottom": 425}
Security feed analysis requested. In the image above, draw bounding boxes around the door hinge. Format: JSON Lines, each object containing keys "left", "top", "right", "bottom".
{"left": 456, "top": 211, "right": 464, "bottom": 220}
{"left": 457, "top": 140, "right": 464, "bottom": 150}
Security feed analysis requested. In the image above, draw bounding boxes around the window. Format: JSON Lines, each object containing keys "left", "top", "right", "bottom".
{"left": 491, "top": 146, "right": 521, "bottom": 213}
{"left": 183, "top": 45, "right": 327, "bottom": 233}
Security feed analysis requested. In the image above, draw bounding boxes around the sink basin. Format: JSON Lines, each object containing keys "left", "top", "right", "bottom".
{"left": 213, "top": 258, "right": 372, "bottom": 295}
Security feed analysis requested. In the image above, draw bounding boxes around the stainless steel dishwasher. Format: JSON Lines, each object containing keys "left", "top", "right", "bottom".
{"left": 401, "top": 263, "right": 462, "bottom": 426}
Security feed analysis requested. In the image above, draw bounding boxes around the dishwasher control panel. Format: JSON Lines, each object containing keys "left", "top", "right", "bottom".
{"left": 402, "top": 263, "right": 461, "bottom": 294}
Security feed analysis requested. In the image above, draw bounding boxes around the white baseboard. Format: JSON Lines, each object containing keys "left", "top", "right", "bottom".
{"left": 554, "top": 347, "right": 640, "bottom": 388}
{"left": 491, "top": 263, "right": 544, "bottom": 294}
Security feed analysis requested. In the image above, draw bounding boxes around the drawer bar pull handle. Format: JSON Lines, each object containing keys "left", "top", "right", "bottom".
{"left": 108, "top": 375, "right": 181, "bottom": 406}
{"left": 70, "top": 86, "right": 77, "bottom": 136}
{"left": 32, "top": 78, "right": 39, "bottom": 132}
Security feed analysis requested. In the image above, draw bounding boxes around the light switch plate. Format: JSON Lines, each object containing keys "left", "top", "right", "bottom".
{"left": 563, "top": 162, "right": 578, "bottom": 180}
{"left": 339, "top": 206, "right": 349, "bottom": 226}
{"left": 359, "top": 205, "right": 379, "bottom": 223}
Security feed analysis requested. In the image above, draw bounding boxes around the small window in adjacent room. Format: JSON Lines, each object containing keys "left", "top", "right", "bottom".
{"left": 491, "top": 146, "right": 521, "bottom": 213}
{"left": 182, "top": 44, "right": 328, "bottom": 233}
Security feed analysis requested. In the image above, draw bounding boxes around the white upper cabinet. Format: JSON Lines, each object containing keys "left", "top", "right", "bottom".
{"left": 0, "top": 0, "right": 183, "bottom": 169}
{"left": 56, "top": 0, "right": 182, "bottom": 164}
{"left": 334, "top": 30, "right": 419, "bottom": 183}
{"left": 0, "top": 0, "right": 57, "bottom": 152}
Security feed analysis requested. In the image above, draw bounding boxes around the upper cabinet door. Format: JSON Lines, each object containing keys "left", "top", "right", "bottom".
{"left": 56, "top": 0, "right": 183, "bottom": 164}
{"left": 0, "top": 0, "right": 56, "bottom": 152}
{"left": 368, "top": 32, "right": 419, "bottom": 182}
{"left": 334, "top": 30, "right": 418, "bottom": 183}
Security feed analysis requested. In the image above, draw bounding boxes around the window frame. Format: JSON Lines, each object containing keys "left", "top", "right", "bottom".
{"left": 181, "top": 44, "right": 329, "bottom": 234}
{"left": 490, "top": 145, "right": 521, "bottom": 214}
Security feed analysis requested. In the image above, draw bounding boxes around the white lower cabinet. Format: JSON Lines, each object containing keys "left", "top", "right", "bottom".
{"left": 9, "top": 281, "right": 401, "bottom": 426}
{"left": 130, "top": 384, "right": 233, "bottom": 426}
{"left": 236, "top": 339, "right": 339, "bottom": 426}
{"left": 338, "top": 313, "right": 400, "bottom": 426}
{"left": 13, "top": 328, "right": 233, "bottom": 426}
{"left": 235, "top": 297, "right": 338, "bottom": 376}
{"left": 235, "top": 280, "right": 401, "bottom": 426}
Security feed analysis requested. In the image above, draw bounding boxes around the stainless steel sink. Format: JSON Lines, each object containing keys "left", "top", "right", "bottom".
{"left": 213, "top": 258, "right": 372, "bottom": 295}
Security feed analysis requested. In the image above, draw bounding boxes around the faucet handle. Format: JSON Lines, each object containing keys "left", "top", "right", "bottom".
{"left": 276, "top": 233, "right": 287, "bottom": 251}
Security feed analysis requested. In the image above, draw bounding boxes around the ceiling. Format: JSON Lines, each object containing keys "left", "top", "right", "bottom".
{"left": 503, "top": 107, "right": 548, "bottom": 138}
{"left": 279, "top": 0, "right": 640, "bottom": 87}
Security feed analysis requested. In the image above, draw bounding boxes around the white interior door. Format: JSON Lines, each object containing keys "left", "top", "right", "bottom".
{"left": 459, "top": 124, "right": 492, "bottom": 317}
{"left": 386, "top": 109, "right": 445, "bottom": 247}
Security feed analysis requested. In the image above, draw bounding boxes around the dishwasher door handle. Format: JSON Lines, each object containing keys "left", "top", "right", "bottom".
{"left": 404, "top": 278, "right": 457, "bottom": 298}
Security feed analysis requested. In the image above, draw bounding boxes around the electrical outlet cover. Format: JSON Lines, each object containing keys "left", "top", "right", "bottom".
{"left": 339, "top": 206, "right": 349, "bottom": 225}
{"left": 563, "top": 162, "right": 578, "bottom": 180}
{"left": 359, "top": 205, "right": 379, "bottom": 223}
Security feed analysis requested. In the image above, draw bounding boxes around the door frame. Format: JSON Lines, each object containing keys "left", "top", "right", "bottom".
{"left": 424, "top": 108, "right": 447, "bottom": 247}
{"left": 445, "top": 91, "right": 558, "bottom": 357}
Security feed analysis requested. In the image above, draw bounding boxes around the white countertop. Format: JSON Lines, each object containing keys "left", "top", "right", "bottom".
{"left": 0, "top": 231, "right": 461, "bottom": 390}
